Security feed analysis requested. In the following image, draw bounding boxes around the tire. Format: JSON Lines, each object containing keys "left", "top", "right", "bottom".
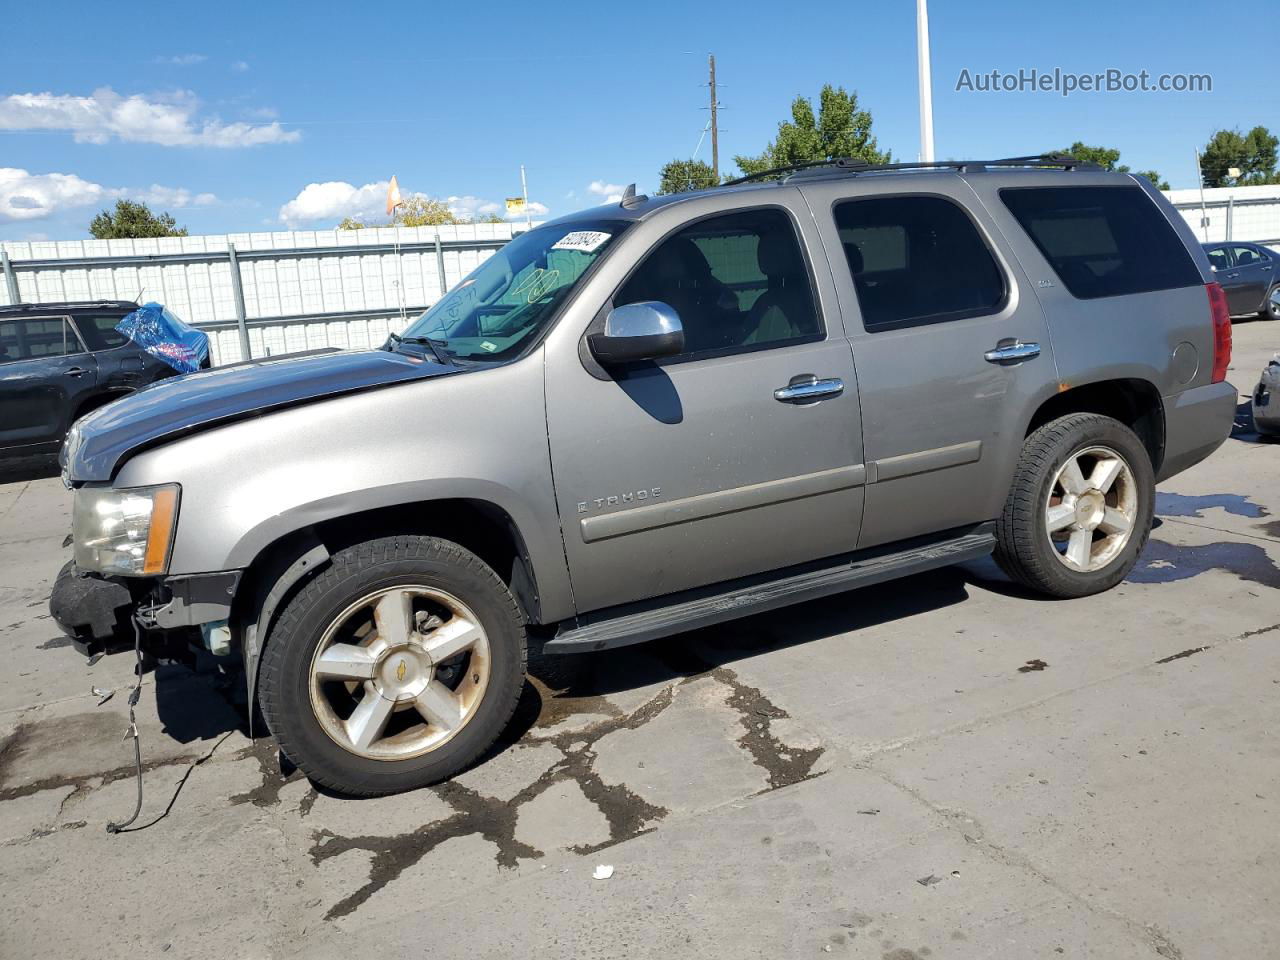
{"left": 258, "top": 535, "right": 526, "bottom": 796}
{"left": 1260, "top": 284, "right": 1280, "bottom": 322}
{"left": 994, "top": 414, "right": 1154, "bottom": 599}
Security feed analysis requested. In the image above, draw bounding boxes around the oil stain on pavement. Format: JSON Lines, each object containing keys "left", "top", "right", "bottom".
{"left": 282, "top": 661, "right": 826, "bottom": 920}
{"left": 1155, "top": 492, "right": 1269, "bottom": 519}
{"left": 1129, "top": 538, "right": 1280, "bottom": 589}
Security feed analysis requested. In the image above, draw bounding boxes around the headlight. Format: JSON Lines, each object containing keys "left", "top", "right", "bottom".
{"left": 73, "top": 484, "right": 180, "bottom": 577}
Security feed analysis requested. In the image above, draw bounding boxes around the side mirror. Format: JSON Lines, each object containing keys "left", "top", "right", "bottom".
{"left": 588, "top": 301, "right": 685, "bottom": 366}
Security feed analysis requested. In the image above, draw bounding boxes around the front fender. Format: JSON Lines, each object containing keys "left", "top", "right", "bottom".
{"left": 113, "top": 352, "right": 576, "bottom": 623}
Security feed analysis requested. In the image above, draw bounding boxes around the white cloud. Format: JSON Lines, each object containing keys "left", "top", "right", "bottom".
{"left": 587, "top": 180, "right": 627, "bottom": 204}
{"left": 279, "top": 181, "right": 547, "bottom": 227}
{"left": 0, "top": 168, "right": 104, "bottom": 221}
{"left": 279, "top": 180, "right": 390, "bottom": 226}
{"left": 157, "top": 54, "right": 207, "bottom": 65}
{"left": 132, "top": 185, "right": 218, "bottom": 208}
{"left": 230, "top": 61, "right": 250, "bottom": 73}
{"left": 0, "top": 88, "right": 299, "bottom": 148}
{"left": 0, "top": 167, "right": 217, "bottom": 222}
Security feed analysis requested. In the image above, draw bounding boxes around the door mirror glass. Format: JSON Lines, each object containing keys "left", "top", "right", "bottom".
{"left": 589, "top": 301, "right": 685, "bottom": 366}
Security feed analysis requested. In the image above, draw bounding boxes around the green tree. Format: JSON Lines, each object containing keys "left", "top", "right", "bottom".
{"left": 339, "top": 196, "right": 464, "bottom": 230}
{"left": 89, "top": 199, "right": 188, "bottom": 239}
{"left": 1054, "top": 141, "right": 1170, "bottom": 190}
{"left": 734, "top": 84, "right": 889, "bottom": 178}
{"left": 338, "top": 197, "right": 517, "bottom": 230}
{"left": 656, "top": 158, "right": 720, "bottom": 194}
{"left": 1199, "top": 126, "right": 1279, "bottom": 186}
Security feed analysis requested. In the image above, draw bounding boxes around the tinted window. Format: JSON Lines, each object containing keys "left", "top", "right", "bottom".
{"left": 73, "top": 313, "right": 130, "bottom": 350}
{"left": 0, "top": 317, "right": 81, "bottom": 364}
{"left": 1001, "top": 186, "right": 1201, "bottom": 299}
{"left": 1227, "top": 244, "right": 1270, "bottom": 267}
{"left": 616, "top": 208, "right": 820, "bottom": 355}
{"left": 1205, "top": 247, "right": 1230, "bottom": 271}
{"left": 833, "top": 195, "right": 1005, "bottom": 331}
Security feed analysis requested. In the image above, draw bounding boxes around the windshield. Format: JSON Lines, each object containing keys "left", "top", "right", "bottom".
{"left": 397, "top": 219, "right": 629, "bottom": 360}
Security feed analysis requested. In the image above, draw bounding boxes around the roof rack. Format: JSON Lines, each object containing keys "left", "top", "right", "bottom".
{"left": 721, "top": 154, "right": 1099, "bottom": 187}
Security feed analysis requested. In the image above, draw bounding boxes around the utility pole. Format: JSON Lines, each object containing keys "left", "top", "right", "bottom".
{"left": 916, "top": 0, "right": 935, "bottom": 162}
{"left": 708, "top": 54, "right": 719, "bottom": 182}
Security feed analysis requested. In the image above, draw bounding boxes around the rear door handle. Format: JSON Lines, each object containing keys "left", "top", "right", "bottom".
{"left": 984, "top": 340, "right": 1041, "bottom": 364}
{"left": 65, "top": 367, "right": 89, "bottom": 377}
{"left": 774, "top": 374, "right": 844, "bottom": 404}
{"left": 1226, "top": 272, "right": 1240, "bottom": 279}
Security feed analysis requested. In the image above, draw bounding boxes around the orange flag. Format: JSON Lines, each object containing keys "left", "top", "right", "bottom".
{"left": 386, "top": 175, "right": 403, "bottom": 216}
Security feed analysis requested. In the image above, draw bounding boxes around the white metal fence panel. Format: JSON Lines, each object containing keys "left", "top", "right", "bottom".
{"left": 0, "top": 224, "right": 519, "bottom": 365}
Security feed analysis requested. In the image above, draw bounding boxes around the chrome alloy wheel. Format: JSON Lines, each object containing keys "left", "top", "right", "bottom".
{"left": 1268, "top": 285, "right": 1280, "bottom": 319}
{"left": 1044, "top": 445, "right": 1139, "bottom": 573}
{"left": 308, "top": 586, "right": 490, "bottom": 761}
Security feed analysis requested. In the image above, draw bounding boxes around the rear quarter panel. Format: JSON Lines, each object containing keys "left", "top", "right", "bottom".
{"left": 963, "top": 173, "right": 1217, "bottom": 401}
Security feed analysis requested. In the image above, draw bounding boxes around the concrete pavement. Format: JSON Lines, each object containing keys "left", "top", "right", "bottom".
{"left": 2, "top": 321, "right": 1277, "bottom": 960}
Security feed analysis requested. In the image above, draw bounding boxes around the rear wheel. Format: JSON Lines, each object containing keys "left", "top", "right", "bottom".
{"left": 1260, "top": 284, "right": 1280, "bottom": 321}
{"left": 995, "top": 414, "right": 1154, "bottom": 598}
{"left": 258, "top": 535, "right": 526, "bottom": 796}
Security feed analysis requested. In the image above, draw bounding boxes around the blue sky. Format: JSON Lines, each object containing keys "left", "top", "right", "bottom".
{"left": 0, "top": 0, "right": 1271, "bottom": 241}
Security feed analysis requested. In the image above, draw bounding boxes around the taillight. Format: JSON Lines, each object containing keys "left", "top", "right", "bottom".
{"left": 1206, "top": 282, "right": 1232, "bottom": 384}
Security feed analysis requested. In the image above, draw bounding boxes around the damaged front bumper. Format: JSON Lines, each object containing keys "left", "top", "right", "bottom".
{"left": 49, "top": 562, "right": 240, "bottom": 658}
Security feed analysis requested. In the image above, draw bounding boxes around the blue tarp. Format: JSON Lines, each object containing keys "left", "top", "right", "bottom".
{"left": 116, "top": 302, "right": 210, "bottom": 374}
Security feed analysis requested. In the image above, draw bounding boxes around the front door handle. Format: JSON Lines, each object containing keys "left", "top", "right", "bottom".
{"left": 774, "top": 374, "right": 844, "bottom": 404}
{"left": 984, "top": 340, "right": 1041, "bottom": 364}
{"left": 65, "top": 366, "right": 89, "bottom": 377}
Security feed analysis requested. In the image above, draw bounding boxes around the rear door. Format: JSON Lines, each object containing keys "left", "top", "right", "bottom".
{"left": 543, "top": 197, "right": 865, "bottom": 613}
{"left": 799, "top": 177, "right": 1056, "bottom": 549}
{"left": 0, "top": 316, "right": 99, "bottom": 451}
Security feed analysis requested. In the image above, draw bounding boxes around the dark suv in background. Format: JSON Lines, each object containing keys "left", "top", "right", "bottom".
{"left": 0, "top": 300, "right": 188, "bottom": 459}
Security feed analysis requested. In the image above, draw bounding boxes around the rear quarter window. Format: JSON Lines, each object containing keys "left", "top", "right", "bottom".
{"left": 72, "top": 313, "right": 130, "bottom": 350}
{"left": 1000, "top": 185, "right": 1201, "bottom": 300}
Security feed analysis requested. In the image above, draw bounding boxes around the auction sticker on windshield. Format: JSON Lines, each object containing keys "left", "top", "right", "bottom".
{"left": 551, "top": 231, "right": 611, "bottom": 253}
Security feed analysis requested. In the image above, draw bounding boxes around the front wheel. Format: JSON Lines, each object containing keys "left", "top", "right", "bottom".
{"left": 995, "top": 414, "right": 1154, "bottom": 598}
{"left": 258, "top": 535, "right": 526, "bottom": 796}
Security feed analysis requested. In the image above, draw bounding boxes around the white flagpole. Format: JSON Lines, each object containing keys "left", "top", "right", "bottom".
{"left": 520, "top": 165, "right": 532, "bottom": 229}
{"left": 916, "top": 0, "right": 935, "bottom": 163}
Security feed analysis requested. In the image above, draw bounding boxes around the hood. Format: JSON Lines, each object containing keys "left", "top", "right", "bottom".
{"left": 64, "top": 348, "right": 455, "bottom": 483}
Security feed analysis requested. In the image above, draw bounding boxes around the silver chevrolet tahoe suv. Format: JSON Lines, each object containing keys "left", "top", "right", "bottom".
{"left": 50, "top": 156, "right": 1237, "bottom": 796}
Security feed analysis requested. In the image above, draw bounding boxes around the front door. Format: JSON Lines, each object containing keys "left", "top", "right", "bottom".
{"left": 544, "top": 201, "right": 865, "bottom": 614}
{"left": 800, "top": 179, "right": 1056, "bottom": 549}
{"left": 0, "top": 315, "right": 99, "bottom": 452}
{"left": 1222, "top": 245, "right": 1272, "bottom": 315}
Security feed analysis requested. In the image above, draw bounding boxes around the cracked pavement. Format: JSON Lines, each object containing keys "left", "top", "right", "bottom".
{"left": 1, "top": 322, "right": 1278, "bottom": 960}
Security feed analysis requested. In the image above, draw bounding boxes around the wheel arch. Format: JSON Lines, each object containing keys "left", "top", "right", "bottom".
{"left": 231, "top": 497, "right": 552, "bottom": 735}
{"left": 1024, "top": 377, "right": 1166, "bottom": 473}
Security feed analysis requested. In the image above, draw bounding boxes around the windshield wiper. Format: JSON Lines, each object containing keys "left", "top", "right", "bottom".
{"left": 387, "top": 332, "right": 453, "bottom": 366}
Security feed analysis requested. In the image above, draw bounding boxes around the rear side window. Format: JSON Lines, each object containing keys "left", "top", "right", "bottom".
{"left": 833, "top": 195, "right": 1005, "bottom": 331}
{"left": 1000, "top": 186, "right": 1201, "bottom": 299}
{"left": 72, "top": 313, "right": 130, "bottom": 350}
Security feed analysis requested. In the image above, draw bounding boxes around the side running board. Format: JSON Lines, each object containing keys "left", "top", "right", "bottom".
{"left": 543, "top": 524, "right": 995, "bottom": 655}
